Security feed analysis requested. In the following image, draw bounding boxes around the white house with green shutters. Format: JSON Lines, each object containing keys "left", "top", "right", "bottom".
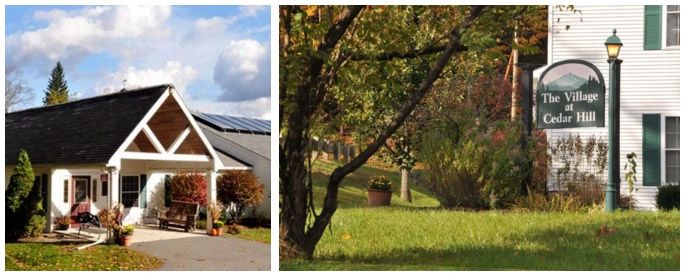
{"left": 538, "top": 5, "right": 680, "bottom": 210}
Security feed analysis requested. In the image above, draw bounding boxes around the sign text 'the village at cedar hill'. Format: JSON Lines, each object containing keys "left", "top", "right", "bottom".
{"left": 536, "top": 60, "right": 606, "bottom": 129}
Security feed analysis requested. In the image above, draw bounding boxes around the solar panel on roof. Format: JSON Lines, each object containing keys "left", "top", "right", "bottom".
{"left": 192, "top": 112, "right": 270, "bottom": 135}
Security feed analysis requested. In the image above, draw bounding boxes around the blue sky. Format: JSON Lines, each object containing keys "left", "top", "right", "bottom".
{"left": 5, "top": 5, "right": 271, "bottom": 119}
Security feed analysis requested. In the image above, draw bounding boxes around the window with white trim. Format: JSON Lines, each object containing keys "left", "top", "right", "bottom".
{"left": 121, "top": 176, "right": 140, "bottom": 207}
{"left": 666, "top": 5, "right": 680, "bottom": 47}
{"left": 665, "top": 116, "right": 679, "bottom": 183}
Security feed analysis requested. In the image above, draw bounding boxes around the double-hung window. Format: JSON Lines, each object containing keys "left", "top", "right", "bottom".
{"left": 120, "top": 176, "right": 140, "bottom": 207}
{"left": 665, "top": 117, "right": 679, "bottom": 183}
{"left": 644, "top": 5, "right": 680, "bottom": 49}
{"left": 666, "top": 5, "right": 680, "bottom": 47}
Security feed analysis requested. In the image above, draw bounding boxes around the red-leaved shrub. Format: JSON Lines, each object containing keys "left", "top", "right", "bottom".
{"left": 217, "top": 171, "right": 264, "bottom": 223}
{"left": 171, "top": 172, "right": 207, "bottom": 205}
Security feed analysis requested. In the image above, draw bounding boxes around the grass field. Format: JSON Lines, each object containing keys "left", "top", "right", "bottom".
{"left": 5, "top": 242, "right": 162, "bottom": 270}
{"left": 225, "top": 227, "right": 271, "bottom": 244}
{"left": 281, "top": 160, "right": 680, "bottom": 270}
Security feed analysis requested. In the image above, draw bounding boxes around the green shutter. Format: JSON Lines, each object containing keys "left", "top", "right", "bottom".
{"left": 644, "top": 5, "right": 662, "bottom": 50}
{"left": 643, "top": 114, "right": 661, "bottom": 186}
{"left": 139, "top": 174, "right": 147, "bottom": 208}
{"left": 164, "top": 175, "right": 172, "bottom": 207}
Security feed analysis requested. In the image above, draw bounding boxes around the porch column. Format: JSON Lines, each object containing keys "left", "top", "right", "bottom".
{"left": 107, "top": 167, "right": 120, "bottom": 208}
{"left": 205, "top": 169, "right": 218, "bottom": 234}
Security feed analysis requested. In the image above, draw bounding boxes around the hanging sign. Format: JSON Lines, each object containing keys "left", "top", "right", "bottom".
{"left": 536, "top": 60, "right": 606, "bottom": 129}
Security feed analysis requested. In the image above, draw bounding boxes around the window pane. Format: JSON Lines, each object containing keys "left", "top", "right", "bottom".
{"left": 122, "top": 193, "right": 138, "bottom": 207}
{"left": 666, "top": 167, "right": 680, "bottom": 183}
{"left": 667, "top": 13, "right": 680, "bottom": 46}
{"left": 667, "top": 151, "right": 680, "bottom": 166}
{"left": 667, "top": 5, "right": 679, "bottom": 12}
{"left": 121, "top": 176, "right": 138, "bottom": 191}
{"left": 666, "top": 117, "right": 679, "bottom": 133}
{"left": 666, "top": 117, "right": 680, "bottom": 149}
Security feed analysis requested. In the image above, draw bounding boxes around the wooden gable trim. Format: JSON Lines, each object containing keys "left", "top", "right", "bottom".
{"left": 108, "top": 87, "right": 171, "bottom": 167}
{"left": 167, "top": 126, "right": 191, "bottom": 154}
{"left": 167, "top": 87, "right": 222, "bottom": 170}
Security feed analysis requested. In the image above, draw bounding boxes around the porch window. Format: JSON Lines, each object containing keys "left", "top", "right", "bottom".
{"left": 665, "top": 116, "right": 679, "bottom": 183}
{"left": 102, "top": 181, "right": 108, "bottom": 196}
{"left": 121, "top": 176, "right": 140, "bottom": 207}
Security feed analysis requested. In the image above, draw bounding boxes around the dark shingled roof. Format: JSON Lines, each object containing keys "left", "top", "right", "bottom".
{"left": 5, "top": 85, "right": 169, "bottom": 165}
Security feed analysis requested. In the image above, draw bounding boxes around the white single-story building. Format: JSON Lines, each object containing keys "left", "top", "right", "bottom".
{"left": 193, "top": 112, "right": 271, "bottom": 219}
{"left": 4, "top": 84, "right": 262, "bottom": 231}
{"left": 538, "top": 5, "right": 680, "bottom": 210}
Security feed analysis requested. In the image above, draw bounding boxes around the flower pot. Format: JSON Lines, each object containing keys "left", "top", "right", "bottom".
{"left": 210, "top": 228, "right": 218, "bottom": 236}
{"left": 217, "top": 227, "right": 223, "bottom": 236}
{"left": 56, "top": 224, "right": 69, "bottom": 231}
{"left": 368, "top": 189, "right": 392, "bottom": 206}
{"left": 121, "top": 235, "right": 133, "bottom": 246}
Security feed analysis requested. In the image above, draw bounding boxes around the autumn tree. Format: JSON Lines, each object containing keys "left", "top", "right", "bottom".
{"left": 43, "top": 62, "right": 70, "bottom": 106}
{"left": 280, "top": 5, "right": 548, "bottom": 258}
{"left": 217, "top": 171, "right": 265, "bottom": 224}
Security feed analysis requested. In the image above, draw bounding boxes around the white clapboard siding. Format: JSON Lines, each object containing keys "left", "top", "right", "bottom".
{"left": 537, "top": 5, "right": 680, "bottom": 210}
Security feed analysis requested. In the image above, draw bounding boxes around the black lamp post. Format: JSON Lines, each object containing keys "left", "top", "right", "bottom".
{"left": 604, "top": 29, "right": 623, "bottom": 212}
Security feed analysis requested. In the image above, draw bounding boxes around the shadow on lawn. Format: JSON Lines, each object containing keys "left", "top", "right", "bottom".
{"left": 313, "top": 215, "right": 678, "bottom": 270}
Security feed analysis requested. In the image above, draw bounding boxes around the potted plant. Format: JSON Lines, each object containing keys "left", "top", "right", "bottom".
{"left": 119, "top": 224, "right": 134, "bottom": 246}
{"left": 55, "top": 215, "right": 71, "bottom": 230}
{"left": 212, "top": 221, "right": 224, "bottom": 236}
{"left": 367, "top": 175, "right": 392, "bottom": 206}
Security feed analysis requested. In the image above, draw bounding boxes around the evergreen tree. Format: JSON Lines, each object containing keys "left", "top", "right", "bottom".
{"left": 5, "top": 149, "right": 36, "bottom": 241}
{"left": 43, "top": 62, "right": 70, "bottom": 105}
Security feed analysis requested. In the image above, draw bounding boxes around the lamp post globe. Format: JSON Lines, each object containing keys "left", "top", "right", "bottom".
{"left": 605, "top": 29, "right": 623, "bottom": 60}
{"left": 605, "top": 29, "right": 623, "bottom": 212}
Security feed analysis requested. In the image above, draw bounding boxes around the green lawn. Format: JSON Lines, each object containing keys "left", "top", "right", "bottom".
{"left": 5, "top": 242, "right": 161, "bottom": 270}
{"left": 225, "top": 227, "right": 271, "bottom": 244}
{"left": 281, "top": 160, "right": 680, "bottom": 270}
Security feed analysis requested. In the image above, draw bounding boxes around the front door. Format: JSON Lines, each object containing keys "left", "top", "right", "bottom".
{"left": 70, "top": 176, "right": 91, "bottom": 223}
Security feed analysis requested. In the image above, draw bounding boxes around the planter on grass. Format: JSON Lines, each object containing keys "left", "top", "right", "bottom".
{"left": 367, "top": 175, "right": 392, "bottom": 206}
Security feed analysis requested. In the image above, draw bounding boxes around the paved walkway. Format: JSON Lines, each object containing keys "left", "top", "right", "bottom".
{"left": 129, "top": 226, "right": 270, "bottom": 271}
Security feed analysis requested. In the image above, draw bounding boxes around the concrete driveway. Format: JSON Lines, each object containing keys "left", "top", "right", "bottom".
{"left": 129, "top": 226, "right": 270, "bottom": 271}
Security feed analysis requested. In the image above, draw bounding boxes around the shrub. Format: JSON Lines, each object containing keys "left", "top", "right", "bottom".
{"left": 196, "top": 220, "right": 207, "bottom": 230}
{"left": 656, "top": 184, "right": 679, "bottom": 211}
{"left": 513, "top": 192, "right": 584, "bottom": 212}
{"left": 171, "top": 172, "right": 207, "bottom": 206}
{"left": 548, "top": 134, "right": 608, "bottom": 206}
{"left": 25, "top": 215, "right": 46, "bottom": 237}
{"left": 367, "top": 176, "right": 391, "bottom": 191}
{"left": 226, "top": 224, "right": 243, "bottom": 235}
{"left": 55, "top": 215, "right": 72, "bottom": 226}
{"left": 5, "top": 149, "right": 44, "bottom": 241}
{"left": 418, "top": 116, "right": 526, "bottom": 209}
{"left": 217, "top": 171, "right": 264, "bottom": 224}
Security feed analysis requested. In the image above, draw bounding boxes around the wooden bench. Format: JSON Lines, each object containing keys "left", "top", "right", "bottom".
{"left": 158, "top": 200, "right": 199, "bottom": 232}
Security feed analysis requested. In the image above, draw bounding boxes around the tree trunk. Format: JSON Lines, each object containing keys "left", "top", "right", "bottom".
{"left": 280, "top": 6, "right": 486, "bottom": 259}
{"left": 400, "top": 168, "right": 412, "bottom": 202}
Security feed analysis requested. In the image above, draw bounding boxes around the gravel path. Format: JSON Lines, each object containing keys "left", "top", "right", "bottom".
{"left": 129, "top": 226, "right": 270, "bottom": 271}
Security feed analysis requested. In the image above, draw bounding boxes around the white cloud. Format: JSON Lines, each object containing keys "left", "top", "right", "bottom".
{"left": 213, "top": 39, "right": 270, "bottom": 101}
{"left": 7, "top": 6, "right": 172, "bottom": 74}
{"left": 239, "top": 6, "right": 266, "bottom": 18}
{"left": 186, "top": 97, "right": 271, "bottom": 120}
{"left": 97, "top": 61, "right": 197, "bottom": 96}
